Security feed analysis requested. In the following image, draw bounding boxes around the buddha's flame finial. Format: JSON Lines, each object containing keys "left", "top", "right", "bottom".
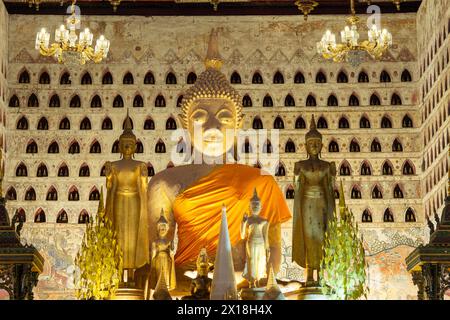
{"left": 205, "top": 28, "right": 223, "bottom": 70}
{"left": 157, "top": 208, "right": 168, "bottom": 224}
{"left": 310, "top": 115, "right": 316, "bottom": 129}
{"left": 123, "top": 109, "right": 132, "bottom": 132}
{"left": 251, "top": 188, "right": 260, "bottom": 204}
{"left": 306, "top": 115, "right": 322, "bottom": 141}
{"left": 120, "top": 109, "right": 136, "bottom": 141}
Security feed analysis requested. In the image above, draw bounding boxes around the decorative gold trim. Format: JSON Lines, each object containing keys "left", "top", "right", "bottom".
{"left": 295, "top": 0, "right": 319, "bottom": 21}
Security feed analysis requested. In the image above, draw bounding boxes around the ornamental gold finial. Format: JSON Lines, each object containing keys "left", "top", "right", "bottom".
{"left": 205, "top": 28, "right": 223, "bottom": 70}
{"left": 306, "top": 115, "right": 322, "bottom": 141}
{"left": 310, "top": 115, "right": 316, "bottom": 129}
{"left": 120, "top": 109, "right": 136, "bottom": 141}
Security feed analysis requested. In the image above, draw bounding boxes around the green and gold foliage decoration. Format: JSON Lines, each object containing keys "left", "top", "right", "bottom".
{"left": 319, "top": 181, "right": 368, "bottom": 300}
{"left": 74, "top": 187, "right": 123, "bottom": 300}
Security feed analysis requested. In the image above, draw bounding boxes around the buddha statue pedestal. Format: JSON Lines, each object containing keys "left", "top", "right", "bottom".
{"left": 111, "top": 283, "right": 145, "bottom": 300}
{"left": 297, "top": 286, "right": 329, "bottom": 300}
{"left": 240, "top": 288, "right": 266, "bottom": 300}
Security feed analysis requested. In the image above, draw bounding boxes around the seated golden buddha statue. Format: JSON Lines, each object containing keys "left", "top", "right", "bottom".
{"left": 105, "top": 113, "right": 149, "bottom": 283}
{"left": 147, "top": 29, "right": 291, "bottom": 288}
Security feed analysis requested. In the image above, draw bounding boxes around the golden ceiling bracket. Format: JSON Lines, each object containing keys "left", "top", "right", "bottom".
{"left": 28, "top": 0, "right": 42, "bottom": 11}
{"left": 393, "top": 0, "right": 402, "bottom": 11}
{"left": 295, "top": 0, "right": 318, "bottom": 21}
{"left": 210, "top": 0, "right": 220, "bottom": 11}
{"left": 110, "top": 0, "right": 121, "bottom": 12}
{"left": 174, "top": 0, "right": 249, "bottom": 11}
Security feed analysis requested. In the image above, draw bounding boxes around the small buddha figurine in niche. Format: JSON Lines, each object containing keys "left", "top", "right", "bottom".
{"left": 241, "top": 189, "right": 270, "bottom": 288}
{"left": 150, "top": 209, "right": 176, "bottom": 291}
{"left": 105, "top": 112, "right": 149, "bottom": 282}
{"left": 182, "top": 248, "right": 212, "bottom": 300}
{"left": 292, "top": 115, "right": 336, "bottom": 287}
{"left": 147, "top": 29, "right": 291, "bottom": 284}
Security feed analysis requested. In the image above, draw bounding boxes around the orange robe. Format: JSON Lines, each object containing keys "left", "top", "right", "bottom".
{"left": 173, "top": 164, "right": 292, "bottom": 266}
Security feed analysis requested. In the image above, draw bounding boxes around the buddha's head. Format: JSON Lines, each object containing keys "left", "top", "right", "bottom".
{"left": 305, "top": 115, "right": 323, "bottom": 157}
{"left": 250, "top": 188, "right": 262, "bottom": 216}
{"left": 157, "top": 209, "right": 169, "bottom": 238}
{"left": 179, "top": 29, "right": 243, "bottom": 159}
{"left": 119, "top": 113, "right": 137, "bottom": 158}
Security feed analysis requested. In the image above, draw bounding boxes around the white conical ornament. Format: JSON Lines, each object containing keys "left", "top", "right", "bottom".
{"left": 210, "top": 205, "right": 238, "bottom": 300}
{"left": 263, "top": 265, "right": 285, "bottom": 300}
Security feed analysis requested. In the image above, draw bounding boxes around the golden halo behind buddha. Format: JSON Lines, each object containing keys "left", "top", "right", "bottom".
{"left": 179, "top": 28, "right": 243, "bottom": 129}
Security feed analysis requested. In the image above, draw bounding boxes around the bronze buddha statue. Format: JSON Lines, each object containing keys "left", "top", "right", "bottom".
{"left": 292, "top": 116, "right": 336, "bottom": 287}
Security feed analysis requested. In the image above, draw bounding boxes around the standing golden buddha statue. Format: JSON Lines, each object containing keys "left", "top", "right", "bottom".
{"left": 150, "top": 209, "right": 176, "bottom": 291}
{"left": 292, "top": 116, "right": 336, "bottom": 287}
{"left": 105, "top": 113, "right": 150, "bottom": 282}
{"left": 147, "top": 29, "right": 291, "bottom": 288}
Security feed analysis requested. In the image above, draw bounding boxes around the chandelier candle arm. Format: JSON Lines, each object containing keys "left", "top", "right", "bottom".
{"left": 35, "top": 1, "right": 109, "bottom": 65}
{"left": 35, "top": 28, "right": 50, "bottom": 49}
{"left": 316, "top": 0, "right": 392, "bottom": 63}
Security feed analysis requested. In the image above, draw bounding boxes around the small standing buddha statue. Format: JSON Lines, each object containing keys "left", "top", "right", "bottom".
{"left": 182, "top": 248, "right": 212, "bottom": 300}
{"left": 241, "top": 189, "right": 270, "bottom": 289}
{"left": 105, "top": 112, "right": 149, "bottom": 285}
{"left": 292, "top": 115, "right": 336, "bottom": 287}
{"left": 150, "top": 209, "right": 176, "bottom": 291}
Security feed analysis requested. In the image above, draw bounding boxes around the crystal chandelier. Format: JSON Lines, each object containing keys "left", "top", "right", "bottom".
{"left": 316, "top": 0, "right": 392, "bottom": 63}
{"left": 35, "top": 0, "right": 110, "bottom": 65}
